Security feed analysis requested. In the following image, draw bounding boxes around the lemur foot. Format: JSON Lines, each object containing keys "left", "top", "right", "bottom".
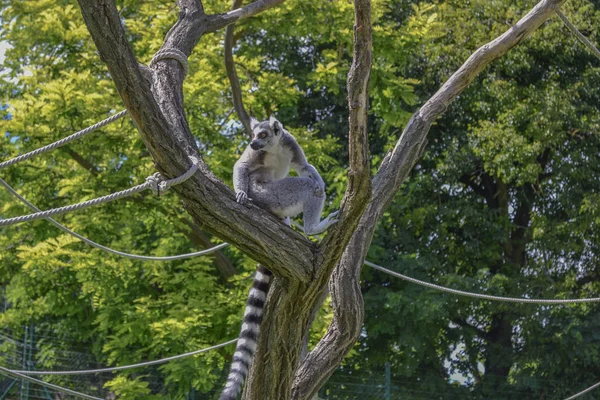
{"left": 303, "top": 210, "right": 340, "bottom": 236}
{"left": 236, "top": 191, "right": 251, "bottom": 204}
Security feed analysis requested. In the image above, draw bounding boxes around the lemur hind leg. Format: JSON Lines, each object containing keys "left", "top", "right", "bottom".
{"left": 299, "top": 183, "right": 339, "bottom": 235}
{"left": 249, "top": 177, "right": 338, "bottom": 235}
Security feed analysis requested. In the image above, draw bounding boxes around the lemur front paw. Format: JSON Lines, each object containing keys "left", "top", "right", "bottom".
{"left": 325, "top": 210, "right": 340, "bottom": 225}
{"left": 236, "top": 191, "right": 250, "bottom": 204}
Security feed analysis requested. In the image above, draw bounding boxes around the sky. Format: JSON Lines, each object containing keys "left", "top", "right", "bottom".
{"left": 0, "top": 41, "right": 9, "bottom": 64}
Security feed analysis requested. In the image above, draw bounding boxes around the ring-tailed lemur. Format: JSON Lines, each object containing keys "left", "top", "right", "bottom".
{"left": 219, "top": 117, "right": 338, "bottom": 400}
{"left": 233, "top": 116, "right": 338, "bottom": 235}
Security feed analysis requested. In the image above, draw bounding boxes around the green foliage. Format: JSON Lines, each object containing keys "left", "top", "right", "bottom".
{"left": 3, "top": 0, "right": 599, "bottom": 399}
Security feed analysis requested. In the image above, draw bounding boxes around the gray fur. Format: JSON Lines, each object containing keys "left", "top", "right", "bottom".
{"left": 233, "top": 117, "right": 338, "bottom": 235}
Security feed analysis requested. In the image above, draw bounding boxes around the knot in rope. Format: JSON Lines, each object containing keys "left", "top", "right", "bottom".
{"left": 150, "top": 48, "right": 189, "bottom": 78}
{"left": 146, "top": 156, "right": 199, "bottom": 196}
{"left": 145, "top": 172, "right": 163, "bottom": 196}
{"left": 0, "top": 156, "right": 200, "bottom": 227}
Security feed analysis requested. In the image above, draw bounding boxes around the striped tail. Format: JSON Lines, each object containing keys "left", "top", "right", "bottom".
{"left": 219, "top": 265, "right": 272, "bottom": 400}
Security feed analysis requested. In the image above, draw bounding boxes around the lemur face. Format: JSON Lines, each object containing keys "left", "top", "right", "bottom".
{"left": 249, "top": 117, "right": 282, "bottom": 151}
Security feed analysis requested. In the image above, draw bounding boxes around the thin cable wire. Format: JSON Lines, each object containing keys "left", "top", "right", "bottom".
{"left": 0, "top": 159, "right": 199, "bottom": 228}
{"left": 564, "top": 380, "right": 600, "bottom": 400}
{"left": 11, "top": 339, "right": 237, "bottom": 376}
{"left": 0, "top": 366, "right": 102, "bottom": 400}
{"left": 556, "top": 8, "right": 600, "bottom": 61}
{"left": 0, "top": 110, "right": 128, "bottom": 170}
{"left": 364, "top": 261, "right": 600, "bottom": 304}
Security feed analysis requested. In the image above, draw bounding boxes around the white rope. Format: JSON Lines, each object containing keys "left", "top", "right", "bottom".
{"left": 0, "top": 157, "right": 199, "bottom": 228}
{"left": 1, "top": 178, "right": 228, "bottom": 260}
{"left": 556, "top": 8, "right": 600, "bottom": 61}
{"left": 365, "top": 261, "right": 600, "bottom": 304}
{"left": 10, "top": 339, "right": 237, "bottom": 376}
{"left": 564, "top": 380, "right": 600, "bottom": 400}
{"left": 0, "top": 110, "right": 128, "bottom": 170}
{"left": 150, "top": 48, "right": 189, "bottom": 77}
{"left": 0, "top": 366, "right": 102, "bottom": 400}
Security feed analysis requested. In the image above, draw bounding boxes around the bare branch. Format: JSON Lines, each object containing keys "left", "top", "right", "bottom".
{"left": 224, "top": 0, "right": 252, "bottom": 135}
{"left": 295, "top": 0, "right": 567, "bottom": 397}
{"left": 293, "top": 0, "right": 372, "bottom": 397}
{"left": 63, "top": 147, "right": 99, "bottom": 175}
{"left": 556, "top": 8, "right": 600, "bottom": 61}
{"left": 335, "top": 0, "right": 373, "bottom": 224}
{"left": 374, "top": 0, "right": 567, "bottom": 204}
{"left": 205, "top": 0, "right": 286, "bottom": 33}
{"left": 317, "top": 0, "right": 373, "bottom": 282}
{"left": 76, "top": 0, "right": 314, "bottom": 282}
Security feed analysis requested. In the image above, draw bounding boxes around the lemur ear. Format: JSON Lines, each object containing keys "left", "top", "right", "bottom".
{"left": 250, "top": 117, "right": 259, "bottom": 130}
{"left": 269, "top": 116, "right": 281, "bottom": 135}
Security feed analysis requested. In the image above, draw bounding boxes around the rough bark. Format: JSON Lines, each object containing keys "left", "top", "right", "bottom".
{"left": 291, "top": 0, "right": 373, "bottom": 397}
{"left": 74, "top": 0, "right": 566, "bottom": 399}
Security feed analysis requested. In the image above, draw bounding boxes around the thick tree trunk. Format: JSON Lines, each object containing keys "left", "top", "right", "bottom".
{"left": 483, "top": 313, "right": 514, "bottom": 392}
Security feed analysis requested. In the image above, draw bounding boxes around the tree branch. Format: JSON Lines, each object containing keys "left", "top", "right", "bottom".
{"left": 295, "top": 0, "right": 566, "bottom": 397}
{"left": 76, "top": 0, "right": 314, "bottom": 282}
{"left": 224, "top": 0, "right": 252, "bottom": 135}
{"left": 205, "top": 0, "right": 286, "bottom": 33}
{"left": 374, "top": 0, "right": 566, "bottom": 203}
{"left": 453, "top": 318, "right": 489, "bottom": 340}
{"left": 323, "top": 0, "right": 373, "bottom": 244}
{"left": 62, "top": 147, "right": 99, "bottom": 175}
{"left": 293, "top": 1, "right": 372, "bottom": 397}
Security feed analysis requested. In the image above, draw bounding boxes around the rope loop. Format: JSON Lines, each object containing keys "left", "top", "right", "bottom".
{"left": 145, "top": 172, "right": 163, "bottom": 196}
{"left": 160, "top": 156, "right": 199, "bottom": 192}
{"left": 150, "top": 48, "right": 189, "bottom": 77}
{"left": 146, "top": 156, "right": 199, "bottom": 197}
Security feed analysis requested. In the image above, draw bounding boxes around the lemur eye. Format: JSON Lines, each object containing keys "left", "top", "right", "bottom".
{"left": 258, "top": 132, "right": 267, "bottom": 139}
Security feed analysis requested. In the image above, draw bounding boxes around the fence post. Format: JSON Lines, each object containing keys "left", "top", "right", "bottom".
{"left": 19, "top": 326, "right": 29, "bottom": 400}
{"left": 385, "top": 362, "right": 391, "bottom": 400}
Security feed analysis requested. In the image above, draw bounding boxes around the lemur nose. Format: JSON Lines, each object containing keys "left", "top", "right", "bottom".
{"left": 250, "top": 141, "right": 261, "bottom": 150}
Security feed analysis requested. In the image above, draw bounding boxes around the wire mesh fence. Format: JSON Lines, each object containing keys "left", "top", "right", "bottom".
{"left": 1, "top": 327, "right": 598, "bottom": 400}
